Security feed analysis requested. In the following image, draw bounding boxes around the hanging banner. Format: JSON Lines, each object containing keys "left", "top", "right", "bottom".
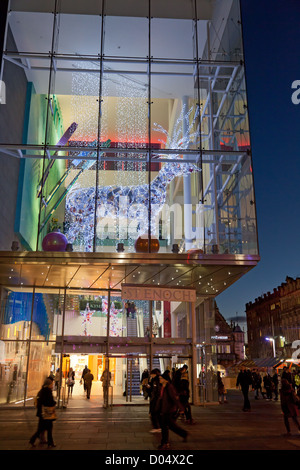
{"left": 121, "top": 284, "right": 196, "bottom": 302}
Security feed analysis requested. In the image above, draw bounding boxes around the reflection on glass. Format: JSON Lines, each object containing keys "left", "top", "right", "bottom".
{"left": 26, "top": 341, "right": 55, "bottom": 402}
{"left": 0, "top": 341, "right": 29, "bottom": 405}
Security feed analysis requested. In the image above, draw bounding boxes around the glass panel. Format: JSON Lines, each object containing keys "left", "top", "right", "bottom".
{"left": 150, "top": 62, "right": 200, "bottom": 253}
{"left": 103, "top": 16, "right": 148, "bottom": 58}
{"left": 95, "top": 66, "right": 149, "bottom": 253}
{"left": 123, "top": 299, "right": 150, "bottom": 339}
{"left": 0, "top": 54, "right": 51, "bottom": 147}
{"left": 0, "top": 340, "right": 28, "bottom": 405}
{"left": 0, "top": 289, "right": 31, "bottom": 340}
{"left": 101, "top": 67, "right": 149, "bottom": 146}
{"left": 151, "top": 17, "right": 194, "bottom": 60}
{"left": 56, "top": 14, "right": 102, "bottom": 56}
{"left": 26, "top": 341, "right": 56, "bottom": 404}
{"left": 8, "top": 10, "right": 55, "bottom": 54}
{"left": 37, "top": 58, "right": 100, "bottom": 250}
{"left": 203, "top": 0, "right": 243, "bottom": 62}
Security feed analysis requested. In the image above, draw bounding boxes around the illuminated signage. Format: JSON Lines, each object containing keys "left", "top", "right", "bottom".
{"left": 121, "top": 284, "right": 196, "bottom": 302}
{"left": 211, "top": 335, "right": 229, "bottom": 340}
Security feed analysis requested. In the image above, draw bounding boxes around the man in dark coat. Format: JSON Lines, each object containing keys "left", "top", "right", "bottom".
{"left": 156, "top": 371, "right": 187, "bottom": 450}
{"left": 148, "top": 369, "right": 161, "bottom": 432}
{"left": 236, "top": 368, "right": 253, "bottom": 411}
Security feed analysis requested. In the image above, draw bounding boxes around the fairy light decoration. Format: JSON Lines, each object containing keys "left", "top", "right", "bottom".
{"left": 80, "top": 302, "right": 95, "bottom": 336}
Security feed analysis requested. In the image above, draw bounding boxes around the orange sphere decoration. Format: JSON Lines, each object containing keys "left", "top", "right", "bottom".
{"left": 135, "top": 235, "right": 160, "bottom": 253}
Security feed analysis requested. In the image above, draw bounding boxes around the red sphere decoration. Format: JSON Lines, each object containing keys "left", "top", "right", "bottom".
{"left": 135, "top": 235, "right": 160, "bottom": 253}
{"left": 42, "top": 231, "right": 68, "bottom": 252}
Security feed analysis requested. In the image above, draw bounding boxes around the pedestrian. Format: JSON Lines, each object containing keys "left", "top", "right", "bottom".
{"left": 280, "top": 378, "right": 300, "bottom": 436}
{"left": 252, "top": 369, "right": 263, "bottom": 399}
{"left": 152, "top": 322, "right": 159, "bottom": 337}
{"left": 84, "top": 368, "right": 94, "bottom": 399}
{"left": 67, "top": 367, "right": 75, "bottom": 397}
{"left": 148, "top": 368, "right": 161, "bottom": 433}
{"left": 174, "top": 365, "right": 195, "bottom": 424}
{"left": 236, "top": 368, "right": 252, "bottom": 411}
{"left": 156, "top": 371, "right": 188, "bottom": 450}
{"left": 29, "top": 378, "right": 57, "bottom": 448}
{"left": 217, "top": 371, "right": 227, "bottom": 404}
{"left": 80, "top": 365, "right": 89, "bottom": 393}
{"left": 294, "top": 371, "right": 300, "bottom": 392}
{"left": 54, "top": 368, "right": 61, "bottom": 396}
{"left": 101, "top": 367, "right": 111, "bottom": 407}
{"left": 272, "top": 370, "right": 279, "bottom": 401}
{"left": 141, "top": 369, "right": 149, "bottom": 399}
{"left": 263, "top": 373, "right": 273, "bottom": 400}
{"left": 282, "top": 366, "right": 292, "bottom": 384}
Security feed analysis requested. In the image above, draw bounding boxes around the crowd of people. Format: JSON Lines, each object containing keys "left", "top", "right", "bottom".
{"left": 236, "top": 366, "right": 300, "bottom": 436}
{"left": 140, "top": 365, "right": 195, "bottom": 450}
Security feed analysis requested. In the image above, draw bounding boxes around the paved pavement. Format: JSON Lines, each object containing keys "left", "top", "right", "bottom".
{"left": 0, "top": 390, "right": 299, "bottom": 457}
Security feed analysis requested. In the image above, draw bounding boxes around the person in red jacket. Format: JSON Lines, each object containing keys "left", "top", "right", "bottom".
{"left": 156, "top": 371, "right": 188, "bottom": 450}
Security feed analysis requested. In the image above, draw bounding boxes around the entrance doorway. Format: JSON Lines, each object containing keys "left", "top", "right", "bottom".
{"left": 58, "top": 352, "right": 192, "bottom": 407}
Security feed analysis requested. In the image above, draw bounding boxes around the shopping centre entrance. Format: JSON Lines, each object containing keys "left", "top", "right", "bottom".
{"left": 58, "top": 352, "right": 192, "bottom": 407}
{"left": 0, "top": 250, "right": 257, "bottom": 408}
{"left": 49, "top": 284, "right": 199, "bottom": 408}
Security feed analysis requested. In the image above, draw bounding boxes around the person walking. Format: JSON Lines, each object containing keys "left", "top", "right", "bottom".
{"left": 54, "top": 368, "right": 61, "bottom": 397}
{"left": 67, "top": 367, "right": 75, "bottom": 397}
{"left": 29, "top": 378, "right": 57, "bottom": 448}
{"left": 236, "top": 368, "right": 252, "bottom": 411}
{"left": 148, "top": 368, "right": 161, "bottom": 433}
{"left": 282, "top": 366, "right": 293, "bottom": 384}
{"left": 217, "top": 371, "right": 227, "bottom": 404}
{"left": 280, "top": 378, "right": 300, "bottom": 436}
{"left": 101, "top": 367, "right": 111, "bottom": 407}
{"left": 252, "top": 369, "right": 264, "bottom": 399}
{"left": 83, "top": 369, "right": 94, "bottom": 399}
{"left": 263, "top": 373, "right": 273, "bottom": 400}
{"left": 156, "top": 371, "right": 188, "bottom": 450}
{"left": 174, "top": 365, "right": 195, "bottom": 424}
{"left": 272, "top": 370, "right": 279, "bottom": 401}
{"left": 141, "top": 369, "right": 149, "bottom": 399}
{"left": 81, "top": 365, "right": 89, "bottom": 393}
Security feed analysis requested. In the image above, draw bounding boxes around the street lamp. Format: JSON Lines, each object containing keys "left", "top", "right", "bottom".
{"left": 266, "top": 337, "right": 276, "bottom": 358}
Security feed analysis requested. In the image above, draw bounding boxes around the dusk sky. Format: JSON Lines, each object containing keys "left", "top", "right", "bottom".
{"left": 217, "top": 0, "right": 300, "bottom": 329}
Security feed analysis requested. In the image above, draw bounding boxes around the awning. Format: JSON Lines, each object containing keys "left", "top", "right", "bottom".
{"left": 0, "top": 250, "right": 259, "bottom": 297}
{"left": 230, "top": 357, "right": 284, "bottom": 371}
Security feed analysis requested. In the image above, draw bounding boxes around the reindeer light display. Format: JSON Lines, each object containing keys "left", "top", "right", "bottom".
{"left": 64, "top": 105, "right": 201, "bottom": 251}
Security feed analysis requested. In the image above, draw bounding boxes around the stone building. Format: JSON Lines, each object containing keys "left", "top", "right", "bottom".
{"left": 246, "top": 276, "right": 300, "bottom": 360}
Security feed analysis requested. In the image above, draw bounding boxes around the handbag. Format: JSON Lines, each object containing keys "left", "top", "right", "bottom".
{"left": 42, "top": 405, "right": 57, "bottom": 420}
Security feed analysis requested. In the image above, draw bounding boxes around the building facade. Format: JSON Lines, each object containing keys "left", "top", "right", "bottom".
{"left": 246, "top": 277, "right": 300, "bottom": 360}
{"left": 0, "top": 0, "right": 258, "bottom": 407}
{"left": 213, "top": 303, "right": 245, "bottom": 372}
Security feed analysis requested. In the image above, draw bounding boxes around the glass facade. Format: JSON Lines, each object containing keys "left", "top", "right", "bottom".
{"left": 1, "top": 0, "right": 257, "bottom": 255}
{"left": 0, "top": 0, "right": 259, "bottom": 407}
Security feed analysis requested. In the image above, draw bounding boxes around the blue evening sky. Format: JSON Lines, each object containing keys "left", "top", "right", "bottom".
{"left": 217, "top": 0, "right": 300, "bottom": 330}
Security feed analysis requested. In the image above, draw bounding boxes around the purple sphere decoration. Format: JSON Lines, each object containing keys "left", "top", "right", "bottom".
{"left": 42, "top": 231, "right": 68, "bottom": 252}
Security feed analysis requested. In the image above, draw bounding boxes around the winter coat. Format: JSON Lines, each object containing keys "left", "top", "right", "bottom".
{"left": 36, "top": 386, "right": 56, "bottom": 418}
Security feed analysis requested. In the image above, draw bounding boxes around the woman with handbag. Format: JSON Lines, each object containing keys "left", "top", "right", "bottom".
{"left": 29, "top": 377, "right": 57, "bottom": 448}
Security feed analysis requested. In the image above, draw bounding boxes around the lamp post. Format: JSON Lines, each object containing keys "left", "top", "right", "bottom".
{"left": 266, "top": 337, "right": 276, "bottom": 358}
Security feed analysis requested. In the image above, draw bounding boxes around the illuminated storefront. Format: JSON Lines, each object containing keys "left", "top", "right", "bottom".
{"left": 0, "top": 0, "right": 259, "bottom": 406}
